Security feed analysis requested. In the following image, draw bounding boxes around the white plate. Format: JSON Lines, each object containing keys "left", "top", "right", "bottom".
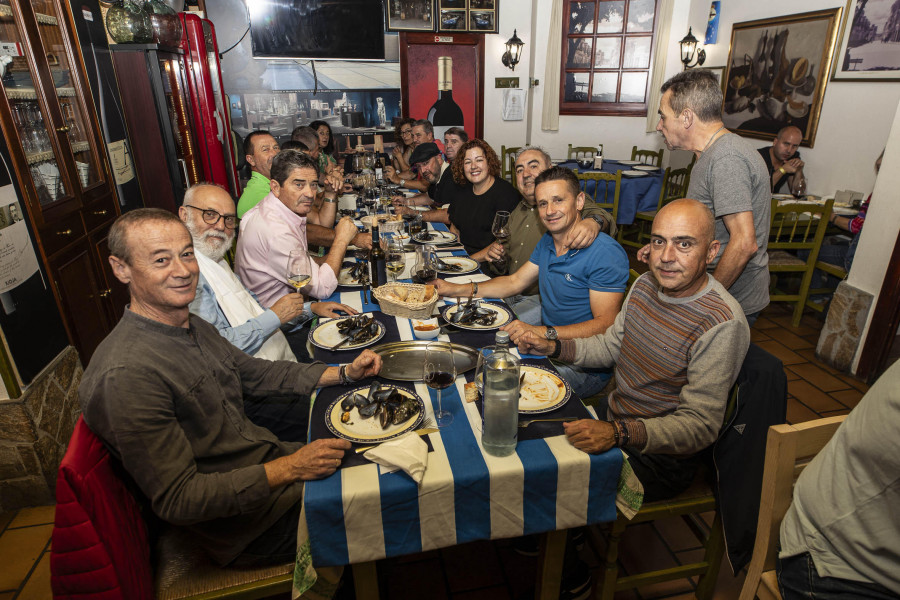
{"left": 622, "top": 170, "right": 648, "bottom": 177}
{"left": 412, "top": 230, "right": 459, "bottom": 245}
{"left": 616, "top": 160, "right": 641, "bottom": 166}
{"left": 441, "top": 302, "right": 514, "bottom": 330}
{"left": 435, "top": 256, "right": 479, "bottom": 275}
{"left": 325, "top": 385, "right": 426, "bottom": 444}
{"left": 310, "top": 315, "right": 386, "bottom": 351}
{"left": 633, "top": 165, "right": 659, "bottom": 171}
{"left": 518, "top": 365, "right": 573, "bottom": 414}
{"left": 338, "top": 264, "right": 366, "bottom": 287}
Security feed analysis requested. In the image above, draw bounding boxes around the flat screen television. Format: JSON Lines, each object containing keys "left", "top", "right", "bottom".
{"left": 248, "top": 0, "right": 386, "bottom": 61}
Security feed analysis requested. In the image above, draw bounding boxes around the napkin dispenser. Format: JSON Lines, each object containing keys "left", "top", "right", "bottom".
{"left": 834, "top": 190, "right": 863, "bottom": 208}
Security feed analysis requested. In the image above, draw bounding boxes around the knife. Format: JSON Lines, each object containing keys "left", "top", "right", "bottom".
{"left": 355, "top": 428, "right": 438, "bottom": 453}
{"left": 330, "top": 335, "right": 353, "bottom": 351}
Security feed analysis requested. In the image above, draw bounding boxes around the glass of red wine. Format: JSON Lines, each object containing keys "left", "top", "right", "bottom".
{"left": 424, "top": 341, "right": 456, "bottom": 427}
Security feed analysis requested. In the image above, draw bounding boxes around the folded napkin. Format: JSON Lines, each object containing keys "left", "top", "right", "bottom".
{"left": 363, "top": 432, "right": 429, "bottom": 484}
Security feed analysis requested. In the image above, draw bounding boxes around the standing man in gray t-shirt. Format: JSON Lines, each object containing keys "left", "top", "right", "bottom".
{"left": 645, "top": 69, "right": 771, "bottom": 323}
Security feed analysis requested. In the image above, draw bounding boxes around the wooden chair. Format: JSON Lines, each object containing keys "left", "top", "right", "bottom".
{"left": 767, "top": 198, "right": 834, "bottom": 326}
{"left": 631, "top": 145, "right": 664, "bottom": 167}
{"left": 52, "top": 417, "right": 295, "bottom": 600}
{"left": 576, "top": 170, "right": 621, "bottom": 235}
{"left": 567, "top": 144, "right": 597, "bottom": 161}
{"left": 805, "top": 260, "right": 848, "bottom": 314}
{"left": 738, "top": 416, "right": 847, "bottom": 600}
{"left": 619, "top": 167, "right": 690, "bottom": 249}
{"left": 500, "top": 145, "right": 522, "bottom": 185}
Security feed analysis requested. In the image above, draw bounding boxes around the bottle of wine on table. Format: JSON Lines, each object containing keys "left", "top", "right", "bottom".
{"left": 428, "top": 56, "right": 464, "bottom": 141}
{"left": 369, "top": 224, "right": 387, "bottom": 289}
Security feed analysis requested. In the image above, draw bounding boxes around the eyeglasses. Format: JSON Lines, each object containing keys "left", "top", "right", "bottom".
{"left": 184, "top": 205, "right": 238, "bottom": 229}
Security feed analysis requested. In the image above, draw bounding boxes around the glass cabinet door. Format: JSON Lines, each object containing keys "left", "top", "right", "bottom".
{"left": 0, "top": 1, "right": 70, "bottom": 206}
{"left": 28, "top": 0, "right": 103, "bottom": 193}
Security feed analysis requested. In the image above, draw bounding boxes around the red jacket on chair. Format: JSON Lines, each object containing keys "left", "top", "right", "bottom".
{"left": 51, "top": 416, "right": 154, "bottom": 599}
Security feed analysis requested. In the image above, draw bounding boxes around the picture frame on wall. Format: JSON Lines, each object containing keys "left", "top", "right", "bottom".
{"left": 386, "top": 0, "right": 435, "bottom": 32}
{"left": 703, "top": 66, "right": 726, "bottom": 91}
{"left": 721, "top": 8, "right": 842, "bottom": 146}
{"left": 832, "top": 0, "right": 900, "bottom": 80}
{"left": 439, "top": 9, "right": 467, "bottom": 31}
{"left": 470, "top": 11, "right": 496, "bottom": 33}
{"left": 439, "top": 0, "right": 465, "bottom": 7}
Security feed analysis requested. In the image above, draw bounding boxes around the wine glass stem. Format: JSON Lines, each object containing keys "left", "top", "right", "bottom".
{"left": 437, "top": 389, "right": 443, "bottom": 416}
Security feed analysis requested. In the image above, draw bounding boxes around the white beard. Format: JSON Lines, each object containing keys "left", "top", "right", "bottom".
{"left": 186, "top": 221, "right": 233, "bottom": 262}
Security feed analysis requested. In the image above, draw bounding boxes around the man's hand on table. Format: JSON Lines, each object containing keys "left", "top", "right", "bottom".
{"left": 501, "top": 320, "right": 547, "bottom": 346}
{"left": 289, "top": 439, "right": 352, "bottom": 480}
{"left": 347, "top": 348, "right": 382, "bottom": 380}
{"left": 563, "top": 217, "right": 601, "bottom": 249}
{"left": 563, "top": 420, "right": 616, "bottom": 454}
{"left": 271, "top": 292, "right": 309, "bottom": 324}
{"left": 514, "top": 330, "right": 556, "bottom": 356}
{"left": 311, "top": 302, "right": 358, "bottom": 318}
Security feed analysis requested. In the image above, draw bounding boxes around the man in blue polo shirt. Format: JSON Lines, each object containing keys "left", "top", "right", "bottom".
{"left": 432, "top": 166, "right": 628, "bottom": 397}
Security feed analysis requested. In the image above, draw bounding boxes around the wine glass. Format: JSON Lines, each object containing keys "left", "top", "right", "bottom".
{"left": 424, "top": 341, "right": 456, "bottom": 427}
{"left": 286, "top": 249, "right": 312, "bottom": 293}
{"left": 491, "top": 211, "right": 511, "bottom": 270}
{"left": 386, "top": 240, "right": 405, "bottom": 282}
{"left": 791, "top": 176, "right": 806, "bottom": 199}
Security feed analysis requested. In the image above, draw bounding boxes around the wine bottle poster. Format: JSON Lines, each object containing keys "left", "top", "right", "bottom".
{"left": 405, "top": 43, "right": 480, "bottom": 139}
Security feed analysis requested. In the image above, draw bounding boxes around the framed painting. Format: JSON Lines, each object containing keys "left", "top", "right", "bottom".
{"left": 399, "top": 32, "right": 484, "bottom": 139}
{"left": 832, "top": 0, "right": 900, "bottom": 80}
{"left": 721, "top": 8, "right": 842, "bottom": 146}
{"left": 386, "top": 0, "right": 435, "bottom": 32}
{"left": 702, "top": 66, "right": 726, "bottom": 92}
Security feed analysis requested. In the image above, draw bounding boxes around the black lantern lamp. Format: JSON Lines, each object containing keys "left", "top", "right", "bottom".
{"left": 502, "top": 29, "right": 524, "bottom": 71}
{"left": 679, "top": 27, "right": 706, "bottom": 69}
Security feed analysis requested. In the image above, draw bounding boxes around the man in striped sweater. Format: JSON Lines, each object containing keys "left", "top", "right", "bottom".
{"left": 517, "top": 199, "right": 750, "bottom": 501}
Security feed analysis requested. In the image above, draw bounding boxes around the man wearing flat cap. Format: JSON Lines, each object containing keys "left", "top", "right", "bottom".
{"left": 392, "top": 141, "right": 463, "bottom": 225}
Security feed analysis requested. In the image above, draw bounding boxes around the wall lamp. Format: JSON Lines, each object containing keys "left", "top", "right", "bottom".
{"left": 502, "top": 29, "right": 524, "bottom": 71}
{"left": 679, "top": 27, "right": 706, "bottom": 69}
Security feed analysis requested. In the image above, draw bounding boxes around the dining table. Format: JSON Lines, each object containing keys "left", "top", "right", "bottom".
{"left": 557, "top": 159, "right": 665, "bottom": 225}
{"left": 292, "top": 220, "right": 643, "bottom": 600}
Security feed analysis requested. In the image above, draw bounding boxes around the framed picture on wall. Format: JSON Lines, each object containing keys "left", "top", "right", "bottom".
{"left": 469, "top": 10, "right": 496, "bottom": 33}
{"left": 399, "top": 32, "right": 485, "bottom": 139}
{"left": 702, "top": 66, "right": 726, "bottom": 91}
{"left": 439, "top": 10, "right": 467, "bottom": 31}
{"left": 386, "top": 0, "right": 435, "bottom": 32}
{"left": 832, "top": 0, "right": 900, "bottom": 80}
{"left": 721, "top": 8, "right": 842, "bottom": 146}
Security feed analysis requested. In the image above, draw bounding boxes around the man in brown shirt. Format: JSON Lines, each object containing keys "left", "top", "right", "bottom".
{"left": 495, "top": 147, "right": 616, "bottom": 325}
{"left": 79, "top": 208, "right": 381, "bottom": 566}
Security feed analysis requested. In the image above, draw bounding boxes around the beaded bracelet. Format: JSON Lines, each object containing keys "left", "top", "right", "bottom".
{"left": 339, "top": 365, "right": 354, "bottom": 385}
{"left": 611, "top": 421, "right": 620, "bottom": 447}
{"left": 618, "top": 421, "right": 630, "bottom": 448}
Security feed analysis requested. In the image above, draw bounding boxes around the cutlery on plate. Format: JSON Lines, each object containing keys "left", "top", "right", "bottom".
{"left": 355, "top": 426, "right": 438, "bottom": 454}
{"left": 518, "top": 417, "right": 578, "bottom": 428}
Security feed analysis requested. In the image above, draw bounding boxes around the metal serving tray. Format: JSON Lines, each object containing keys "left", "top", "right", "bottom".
{"left": 370, "top": 341, "right": 479, "bottom": 381}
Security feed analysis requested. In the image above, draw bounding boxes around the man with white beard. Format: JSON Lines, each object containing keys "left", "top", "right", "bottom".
{"left": 180, "top": 184, "right": 355, "bottom": 439}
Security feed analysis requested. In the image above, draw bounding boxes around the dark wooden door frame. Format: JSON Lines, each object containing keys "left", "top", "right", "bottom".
{"left": 398, "top": 32, "right": 485, "bottom": 140}
{"left": 855, "top": 229, "right": 900, "bottom": 381}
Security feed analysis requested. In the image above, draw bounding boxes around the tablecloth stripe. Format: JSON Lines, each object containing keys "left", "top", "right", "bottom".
{"left": 378, "top": 463, "right": 423, "bottom": 559}
{"left": 517, "top": 440, "right": 560, "bottom": 535}
{"left": 544, "top": 436, "right": 593, "bottom": 530}
{"left": 304, "top": 464, "right": 349, "bottom": 566}
{"left": 343, "top": 465, "right": 387, "bottom": 564}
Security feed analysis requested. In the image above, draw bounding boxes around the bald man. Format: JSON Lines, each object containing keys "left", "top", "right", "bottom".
{"left": 759, "top": 125, "right": 806, "bottom": 194}
{"left": 517, "top": 199, "right": 750, "bottom": 501}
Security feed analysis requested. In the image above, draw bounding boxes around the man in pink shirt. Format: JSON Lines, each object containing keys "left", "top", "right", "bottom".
{"left": 236, "top": 151, "right": 358, "bottom": 307}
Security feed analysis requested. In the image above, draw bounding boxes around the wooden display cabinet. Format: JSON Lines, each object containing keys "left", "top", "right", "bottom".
{"left": 0, "top": 0, "right": 124, "bottom": 362}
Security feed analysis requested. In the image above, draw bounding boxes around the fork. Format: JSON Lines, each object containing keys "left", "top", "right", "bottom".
{"left": 518, "top": 417, "right": 577, "bottom": 428}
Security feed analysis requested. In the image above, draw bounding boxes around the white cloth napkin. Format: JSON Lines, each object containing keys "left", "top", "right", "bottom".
{"left": 363, "top": 432, "right": 428, "bottom": 484}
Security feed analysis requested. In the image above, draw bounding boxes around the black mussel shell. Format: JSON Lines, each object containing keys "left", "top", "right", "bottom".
{"left": 340, "top": 397, "right": 355, "bottom": 412}
{"left": 352, "top": 393, "right": 369, "bottom": 408}
{"left": 366, "top": 381, "right": 381, "bottom": 403}
{"left": 359, "top": 402, "right": 379, "bottom": 418}
{"left": 379, "top": 403, "right": 394, "bottom": 429}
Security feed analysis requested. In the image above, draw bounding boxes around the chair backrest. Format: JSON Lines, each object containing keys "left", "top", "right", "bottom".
{"left": 657, "top": 166, "right": 690, "bottom": 211}
{"left": 768, "top": 199, "right": 834, "bottom": 264}
{"left": 737, "top": 416, "right": 847, "bottom": 600}
{"left": 500, "top": 145, "right": 522, "bottom": 184}
{"left": 51, "top": 417, "right": 154, "bottom": 600}
{"left": 631, "top": 145, "right": 664, "bottom": 167}
{"left": 626, "top": 268, "right": 641, "bottom": 293}
{"left": 576, "top": 170, "right": 621, "bottom": 223}
{"left": 567, "top": 144, "right": 596, "bottom": 161}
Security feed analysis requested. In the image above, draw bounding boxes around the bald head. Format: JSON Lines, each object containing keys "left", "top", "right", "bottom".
{"left": 772, "top": 126, "right": 802, "bottom": 162}
{"left": 649, "top": 199, "right": 720, "bottom": 298}
{"left": 291, "top": 126, "right": 321, "bottom": 158}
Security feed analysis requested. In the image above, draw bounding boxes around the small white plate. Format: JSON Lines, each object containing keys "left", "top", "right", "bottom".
{"left": 441, "top": 302, "right": 514, "bottom": 330}
{"left": 413, "top": 230, "right": 459, "bottom": 245}
{"left": 310, "top": 315, "right": 386, "bottom": 351}
{"left": 633, "top": 165, "right": 659, "bottom": 171}
{"left": 435, "top": 256, "right": 479, "bottom": 275}
{"left": 617, "top": 160, "right": 642, "bottom": 166}
{"left": 338, "top": 264, "right": 366, "bottom": 287}
{"left": 622, "top": 170, "right": 648, "bottom": 177}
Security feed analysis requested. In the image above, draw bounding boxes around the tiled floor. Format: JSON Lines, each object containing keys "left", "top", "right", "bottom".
{"left": 0, "top": 304, "right": 870, "bottom": 600}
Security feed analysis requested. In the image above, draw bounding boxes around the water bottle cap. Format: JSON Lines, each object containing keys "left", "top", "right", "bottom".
{"left": 495, "top": 331, "right": 510, "bottom": 344}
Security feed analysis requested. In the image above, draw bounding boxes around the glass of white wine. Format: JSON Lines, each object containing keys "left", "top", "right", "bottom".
{"left": 286, "top": 249, "right": 312, "bottom": 293}
{"left": 386, "top": 240, "right": 405, "bottom": 282}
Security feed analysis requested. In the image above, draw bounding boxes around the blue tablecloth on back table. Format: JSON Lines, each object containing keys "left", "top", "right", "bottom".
{"left": 559, "top": 159, "right": 664, "bottom": 225}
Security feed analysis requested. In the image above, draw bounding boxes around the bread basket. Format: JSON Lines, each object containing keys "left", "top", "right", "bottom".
{"left": 360, "top": 214, "right": 404, "bottom": 233}
{"left": 373, "top": 283, "right": 438, "bottom": 319}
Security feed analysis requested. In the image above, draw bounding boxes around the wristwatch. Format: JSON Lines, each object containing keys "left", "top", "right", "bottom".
{"left": 400, "top": 178, "right": 406, "bottom": 187}
{"left": 587, "top": 214, "right": 608, "bottom": 231}
{"left": 545, "top": 326, "right": 558, "bottom": 340}
{"left": 549, "top": 339, "right": 562, "bottom": 359}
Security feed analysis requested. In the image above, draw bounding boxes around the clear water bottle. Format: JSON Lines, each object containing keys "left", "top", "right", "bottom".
{"left": 482, "top": 331, "right": 521, "bottom": 457}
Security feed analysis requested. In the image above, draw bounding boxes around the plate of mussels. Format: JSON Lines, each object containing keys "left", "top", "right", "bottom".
{"left": 338, "top": 261, "right": 368, "bottom": 287}
{"left": 433, "top": 255, "right": 479, "bottom": 275}
{"left": 310, "top": 314, "right": 385, "bottom": 351}
{"left": 412, "top": 230, "right": 459, "bottom": 245}
{"left": 441, "top": 298, "right": 514, "bottom": 330}
{"left": 326, "top": 383, "right": 426, "bottom": 444}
